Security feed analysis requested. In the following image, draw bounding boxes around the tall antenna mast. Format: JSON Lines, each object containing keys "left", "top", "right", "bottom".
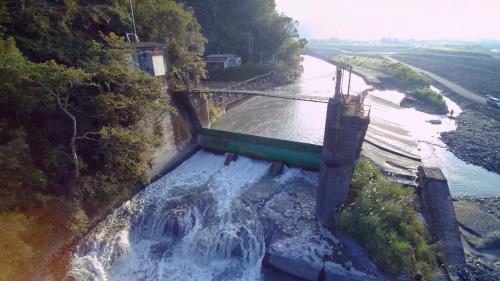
{"left": 129, "top": 0, "right": 138, "bottom": 37}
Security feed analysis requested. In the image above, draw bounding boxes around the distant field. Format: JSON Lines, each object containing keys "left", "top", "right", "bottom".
{"left": 307, "top": 42, "right": 500, "bottom": 99}
{"left": 394, "top": 54, "right": 500, "bottom": 99}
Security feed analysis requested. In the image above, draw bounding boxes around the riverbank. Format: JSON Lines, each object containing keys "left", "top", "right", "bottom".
{"left": 441, "top": 111, "right": 500, "bottom": 174}
{"left": 321, "top": 53, "right": 499, "bottom": 175}
{"left": 453, "top": 197, "right": 500, "bottom": 280}
{"left": 305, "top": 54, "right": 500, "bottom": 277}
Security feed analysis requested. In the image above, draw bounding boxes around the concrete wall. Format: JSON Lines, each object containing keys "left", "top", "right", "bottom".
{"left": 146, "top": 111, "right": 199, "bottom": 180}
{"left": 198, "top": 128, "right": 322, "bottom": 170}
{"left": 418, "top": 166, "right": 466, "bottom": 270}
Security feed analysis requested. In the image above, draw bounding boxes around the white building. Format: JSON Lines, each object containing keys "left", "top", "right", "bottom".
{"left": 205, "top": 54, "right": 242, "bottom": 70}
{"left": 126, "top": 42, "right": 168, "bottom": 77}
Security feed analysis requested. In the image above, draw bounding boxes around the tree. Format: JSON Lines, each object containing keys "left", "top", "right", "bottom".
{"left": 24, "top": 61, "right": 92, "bottom": 179}
{"left": 183, "top": 0, "right": 306, "bottom": 82}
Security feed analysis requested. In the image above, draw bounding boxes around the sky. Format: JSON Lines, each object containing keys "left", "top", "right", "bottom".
{"left": 275, "top": 0, "right": 500, "bottom": 41}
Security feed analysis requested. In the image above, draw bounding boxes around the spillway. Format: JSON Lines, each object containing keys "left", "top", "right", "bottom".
{"left": 68, "top": 151, "right": 321, "bottom": 281}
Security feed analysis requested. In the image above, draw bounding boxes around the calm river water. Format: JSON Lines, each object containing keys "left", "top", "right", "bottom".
{"left": 213, "top": 55, "right": 500, "bottom": 197}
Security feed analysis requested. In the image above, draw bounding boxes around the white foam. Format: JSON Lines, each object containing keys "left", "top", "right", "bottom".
{"left": 69, "top": 151, "right": 270, "bottom": 281}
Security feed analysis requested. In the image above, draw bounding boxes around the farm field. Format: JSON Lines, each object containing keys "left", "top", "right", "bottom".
{"left": 394, "top": 54, "right": 500, "bottom": 99}
{"left": 308, "top": 42, "right": 500, "bottom": 100}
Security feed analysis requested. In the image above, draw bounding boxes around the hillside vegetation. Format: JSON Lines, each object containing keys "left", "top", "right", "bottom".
{"left": 0, "top": 1, "right": 306, "bottom": 279}
{"left": 185, "top": 0, "right": 307, "bottom": 83}
{"left": 0, "top": 1, "right": 205, "bottom": 279}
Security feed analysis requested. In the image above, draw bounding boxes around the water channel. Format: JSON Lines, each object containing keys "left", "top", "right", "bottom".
{"left": 213, "top": 55, "right": 500, "bottom": 197}
{"left": 68, "top": 55, "right": 499, "bottom": 281}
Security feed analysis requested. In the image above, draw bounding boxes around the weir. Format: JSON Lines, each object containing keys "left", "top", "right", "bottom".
{"left": 171, "top": 65, "right": 370, "bottom": 225}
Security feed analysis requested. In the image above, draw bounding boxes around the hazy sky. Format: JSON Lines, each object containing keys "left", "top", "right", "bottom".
{"left": 275, "top": 0, "right": 500, "bottom": 40}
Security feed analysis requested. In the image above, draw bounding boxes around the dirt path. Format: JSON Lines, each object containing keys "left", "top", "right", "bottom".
{"left": 383, "top": 55, "right": 487, "bottom": 105}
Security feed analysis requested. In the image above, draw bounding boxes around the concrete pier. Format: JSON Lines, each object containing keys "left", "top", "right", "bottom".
{"left": 418, "top": 166, "right": 466, "bottom": 270}
{"left": 316, "top": 67, "right": 370, "bottom": 225}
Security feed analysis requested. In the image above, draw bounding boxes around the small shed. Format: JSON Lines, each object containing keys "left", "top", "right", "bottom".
{"left": 205, "top": 54, "right": 242, "bottom": 70}
{"left": 126, "top": 42, "right": 168, "bottom": 77}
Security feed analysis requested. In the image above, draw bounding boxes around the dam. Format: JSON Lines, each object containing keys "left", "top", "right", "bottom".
{"left": 68, "top": 64, "right": 381, "bottom": 281}
{"left": 66, "top": 56, "right": 476, "bottom": 281}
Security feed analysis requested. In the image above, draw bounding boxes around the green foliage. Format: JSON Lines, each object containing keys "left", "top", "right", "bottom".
{"left": 184, "top": 0, "right": 306, "bottom": 83}
{"left": 100, "top": 126, "right": 149, "bottom": 185}
{"left": 132, "top": 0, "right": 207, "bottom": 88}
{"left": 0, "top": 128, "right": 48, "bottom": 211}
{"left": 385, "top": 62, "right": 432, "bottom": 89}
{"left": 208, "top": 64, "right": 276, "bottom": 82}
{"left": 348, "top": 158, "right": 381, "bottom": 202}
{"left": 1, "top": 1, "right": 192, "bottom": 274}
{"left": 337, "top": 55, "right": 432, "bottom": 89}
{"left": 2, "top": 0, "right": 206, "bottom": 88}
{"left": 337, "top": 160, "right": 435, "bottom": 278}
{"left": 337, "top": 55, "right": 387, "bottom": 69}
{"left": 412, "top": 88, "right": 448, "bottom": 114}
{"left": 67, "top": 203, "right": 89, "bottom": 234}
{"left": 274, "top": 38, "right": 307, "bottom": 83}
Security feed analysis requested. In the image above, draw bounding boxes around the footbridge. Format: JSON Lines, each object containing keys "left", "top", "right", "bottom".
{"left": 190, "top": 88, "right": 330, "bottom": 103}
{"left": 172, "top": 66, "right": 465, "bottom": 276}
{"left": 173, "top": 65, "right": 371, "bottom": 226}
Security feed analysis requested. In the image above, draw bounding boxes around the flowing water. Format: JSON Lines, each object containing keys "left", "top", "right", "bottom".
{"left": 68, "top": 150, "right": 328, "bottom": 281}
{"left": 69, "top": 55, "right": 499, "bottom": 281}
{"left": 69, "top": 152, "right": 274, "bottom": 281}
{"left": 213, "top": 55, "right": 500, "bottom": 197}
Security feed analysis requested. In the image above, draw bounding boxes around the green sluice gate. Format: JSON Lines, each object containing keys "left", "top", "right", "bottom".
{"left": 197, "top": 129, "right": 322, "bottom": 170}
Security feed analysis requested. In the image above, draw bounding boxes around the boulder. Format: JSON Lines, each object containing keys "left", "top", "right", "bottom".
{"left": 454, "top": 200, "right": 500, "bottom": 250}
{"left": 264, "top": 241, "right": 322, "bottom": 281}
{"left": 269, "top": 161, "right": 284, "bottom": 176}
{"left": 324, "top": 262, "right": 381, "bottom": 281}
{"left": 224, "top": 153, "right": 238, "bottom": 166}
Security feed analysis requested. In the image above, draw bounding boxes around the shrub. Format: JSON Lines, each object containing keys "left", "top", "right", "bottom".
{"left": 337, "top": 160, "right": 435, "bottom": 278}
{"left": 412, "top": 88, "right": 448, "bottom": 114}
{"left": 336, "top": 55, "right": 432, "bottom": 88}
{"left": 208, "top": 64, "right": 276, "bottom": 82}
{"left": 385, "top": 62, "right": 432, "bottom": 88}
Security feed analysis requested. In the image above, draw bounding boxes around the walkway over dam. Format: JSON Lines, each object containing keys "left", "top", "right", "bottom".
{"left": 190, "top": 88, "right": 331, "bottom": 103}
{"left": 173, "top": 66, "right": 466, "bottom": 275}
{"left": 174, "top": 66, "right": 370, "bottom": 225}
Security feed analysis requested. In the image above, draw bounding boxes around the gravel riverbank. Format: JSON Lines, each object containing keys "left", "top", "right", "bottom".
{"left": 441, "top": 110, "right": 500, "bottom": 174}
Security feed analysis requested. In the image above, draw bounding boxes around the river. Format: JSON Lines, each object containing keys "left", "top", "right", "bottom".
{"left": 67, "top": 55, "right": 499, "bottom": 281}
{"left": 213, "top": 55, "right": 500, "bottom": 197}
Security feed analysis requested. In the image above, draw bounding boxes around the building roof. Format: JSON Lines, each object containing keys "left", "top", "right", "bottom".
{"left": 206, "top": 54, "right": 240, "bottom": 58}
{"left": 109, "top": 42, "right": 167, "bottom": 51}
{"left": 130, "top": 42, "right": 167, "bottom": 50}
{"left": 206, "top": 57, "right": 229, "bottom": 62}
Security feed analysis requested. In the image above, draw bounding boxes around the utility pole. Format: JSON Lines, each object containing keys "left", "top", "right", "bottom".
{"left": 248, "top": 32, "right": 255, "bottom": 64}
{"left": 129, "top": 0, "right": 137, "bottom": 36}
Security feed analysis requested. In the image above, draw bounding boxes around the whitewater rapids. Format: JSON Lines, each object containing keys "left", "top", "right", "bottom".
{"left": 68, "top": 151, "right": 319, "bottom": 281}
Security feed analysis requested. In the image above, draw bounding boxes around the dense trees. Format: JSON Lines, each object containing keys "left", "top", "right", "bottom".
{"left": 182, "top": 0, "right": 306, "bottom": 82}
{"left": 0, "top": 1, "right": 306, "bottom": 278}
{"left": 0, "top": 1, "right": 205, "bottom": 279}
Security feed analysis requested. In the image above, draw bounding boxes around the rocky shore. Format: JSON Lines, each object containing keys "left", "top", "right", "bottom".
{"left": 453, "top": 197, "right": 500, "bottom": 280}
{"left": 441, "top": 110, "right": 500, "bottom": 174}
{"left": 355, "top": 60, "right": 500, "bottom": 174}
